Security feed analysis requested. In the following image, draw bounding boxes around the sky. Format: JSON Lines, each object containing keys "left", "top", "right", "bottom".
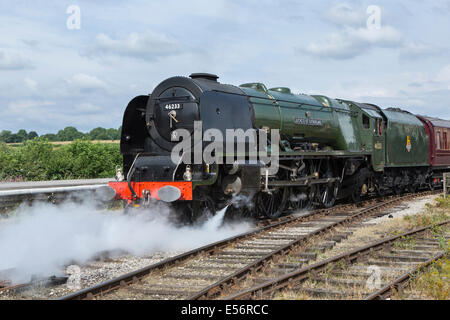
{"left": 0, "top": 0, "right": 449, "bottom": 134}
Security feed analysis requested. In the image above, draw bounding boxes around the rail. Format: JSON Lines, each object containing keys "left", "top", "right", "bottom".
{"left": 0, "top": 178, "right": 113, "bottom": 209}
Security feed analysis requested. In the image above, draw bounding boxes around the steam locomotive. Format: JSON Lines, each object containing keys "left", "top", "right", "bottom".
{"left": 107, "top": 73, "right": 450, "bottom": 220}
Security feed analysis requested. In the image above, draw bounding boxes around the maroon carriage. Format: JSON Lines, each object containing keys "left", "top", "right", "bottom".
{"left": 416, "top": 115, "right": 450, "bottom": 167}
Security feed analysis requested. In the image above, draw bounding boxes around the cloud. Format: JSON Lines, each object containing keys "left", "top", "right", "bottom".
{"left": 0, "top": 1, "right": 449, "bottom": 131}
{"left": 324, "top": 3, "right": 366, "bottom": 27}
{"left": 431, "top": 1, "right": 450, "bottom": 14}
{"left": 24, "top": 77, "right": 38, "bottom": 91}
{"left": 399, "top": 42, "right": 446, "bottom": 60}
{"left": 8, "top": 100, "right": 54, "bottom": 111}
{"left": 436, "top": 65, "right": 450, "bottom": 83}
{"left": 74, "top": 102, "right": 104, "bottom": 114}
{"left": 348, "top": 26, "right": 402, "bottom": 46}
{"left": 2, "top": 98, "right": 122, "bottom": 133}
{"left": 302, "top": 25, "right": 403, "bottom": 60}
{"left": 21, "top": 39, "right": 39, "bottom": 47}
{"left": 88, "top": 31, "right": 180, "bottom": 61}
{"left": 0, "top": 50, "right": 32, "bottom": 70}
{"left": 324, "top": 65, "right": 450, "bottom": 120}
{"left": 69, "top": 73, "right": 108, "bottom": 91}
{"left": 300, "top": 3, "right": 404, "bottom": 60}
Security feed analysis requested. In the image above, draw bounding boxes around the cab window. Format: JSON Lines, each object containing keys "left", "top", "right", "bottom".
{"left": 362, "top": 114, "right": 370, "bottom": 129}
{"left": 375, "top": 119, "right": 383, "bottom": 136}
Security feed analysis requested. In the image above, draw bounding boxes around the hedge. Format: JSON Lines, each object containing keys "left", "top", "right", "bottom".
{"left": 0, "top": 138, "right": 121, "bottom": 181}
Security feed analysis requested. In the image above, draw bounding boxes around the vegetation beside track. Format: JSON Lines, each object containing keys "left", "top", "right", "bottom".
{"left": 0, "top": 138, "right": 121, "bottom": 181}
{"left": 403, "top": 195, "right": 450, "bottom": 229}
{"left": 394, "top": 195, "right": 450, "bottom": 300}
{"left": 397, "top": 253, "right": 449, "bottom": 300}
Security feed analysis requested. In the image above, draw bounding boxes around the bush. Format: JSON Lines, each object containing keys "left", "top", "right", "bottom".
{"left": 0, "top": 138, "right": 121, "bottom": 181}
{"left": 66, "top": 140, "right": 122, "bottom": 178}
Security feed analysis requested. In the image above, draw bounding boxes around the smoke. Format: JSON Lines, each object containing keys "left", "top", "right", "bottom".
{"left": 0, "top": 199, "right": 252, "bottom": 284}
{"left": 289, "top": 193, "right": 307, "bottom": 202}
{"left": 231, "top": 192, "right": 255, "bottom": 209}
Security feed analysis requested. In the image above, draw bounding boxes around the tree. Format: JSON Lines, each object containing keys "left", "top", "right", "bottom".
{"left": 41, "top": 133, "right": 58, "bottom": 141}
{"left": 107, "top": 128, "right": 120, "bottom": 140}
{"left": 9, "top": 134, "right": 21, "bottom": 143}
{"left": 16, "top": 129, "right": 28, "bottom": 142}
{"left": 56, "top": 127, "right": 85, "bottom": 141}
{"left": 89, "top": 127, "right": 109, "bottom": 140}
{"left": 28, "top": 131, "right": 39, "bottom": 140}
{"left": 0, "top": 127, "right": 122, "bottom": 143}
{"left": 0, "top": 130, "right": 12, "bottom": 143}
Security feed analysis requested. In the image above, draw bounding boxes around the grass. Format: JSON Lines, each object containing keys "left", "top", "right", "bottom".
{"left": 405, "top": 252, "right": 449, "bottom": 300}
{"left": 395, "top": 195, "right": 450, "bottom": 300}
{"left": 402, "top": 195, "right": 450, "bottom": 229}
{"left": 394, "top": 236, "right": 416, "bottom": 250}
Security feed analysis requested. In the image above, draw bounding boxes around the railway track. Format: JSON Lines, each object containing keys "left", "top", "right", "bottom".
{"left": 0, "top": 275, "right": 68, "bottom": 295}
{"left": 224, "top": 220, "right": 449, "bottom": 300}
{"left": 56, "top": 190, "right": 437, "bottom": 300}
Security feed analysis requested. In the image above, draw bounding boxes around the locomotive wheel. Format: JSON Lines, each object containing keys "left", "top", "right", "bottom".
{"left": 393, "top": 177, "right": 404, "bottom": 195}
{"left": 350, "top": 186, "right": 361, "bottom": 203}
{"left": 226, "top": 205, "right": 253, "bottom": 220}
{"left": 191, "top": 196, "right": 216, "bottom": 219}
{"left": 319, "top": 183, "right": 337, "bottom": 208}
{"left": 174, "top": 196, "right": 216, "bottom": 223}
{"left": 288, "top": 188, "right": 313, "bottom": 212}
{"left": 257, "top": 187, "right": 288, "bottom": 219}
{"left": 393, "top": 183, "right": 404, "bottom": 195}
{"left": 376, "top": 185, "right": 386, "bottom": 197}
{"left": 428, "top": 181, "right": 436, "bottom": 191}
{"left": 408, "top": 184, "right": 418, "bottom": 193}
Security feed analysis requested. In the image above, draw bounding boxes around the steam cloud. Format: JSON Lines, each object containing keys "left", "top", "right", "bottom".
{"left": 0, "top": 199, "right": 252, "bottom": 284}
{"left": 231, "top": 192, "right": 255, "bottom": 209}
{"left": 289, "top": 193, "right": 308, "bottom": 202}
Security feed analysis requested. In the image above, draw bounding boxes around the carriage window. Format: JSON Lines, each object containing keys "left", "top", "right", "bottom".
{"left": 436, "top": 132, "right": 441, "bottom": 150}
{"left": 444, "top": 132, "right": 448, "bottom": 150}
{"left": 362, "top": 114, "right": 370, "bottom": 129}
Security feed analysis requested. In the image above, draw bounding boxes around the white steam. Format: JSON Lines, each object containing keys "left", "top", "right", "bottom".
{"left": 231, "top": 192, "right": 255, "bottom": 209}
{"left": 0, "top": 200, "right": 251, "bottom": 284}
{"left": 289, "top": 193, "right": 308, "bottom": 202}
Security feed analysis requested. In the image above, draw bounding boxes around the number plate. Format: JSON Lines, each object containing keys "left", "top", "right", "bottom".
{"left": 164, "top": 103, "right": 183, "bottom": 110}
